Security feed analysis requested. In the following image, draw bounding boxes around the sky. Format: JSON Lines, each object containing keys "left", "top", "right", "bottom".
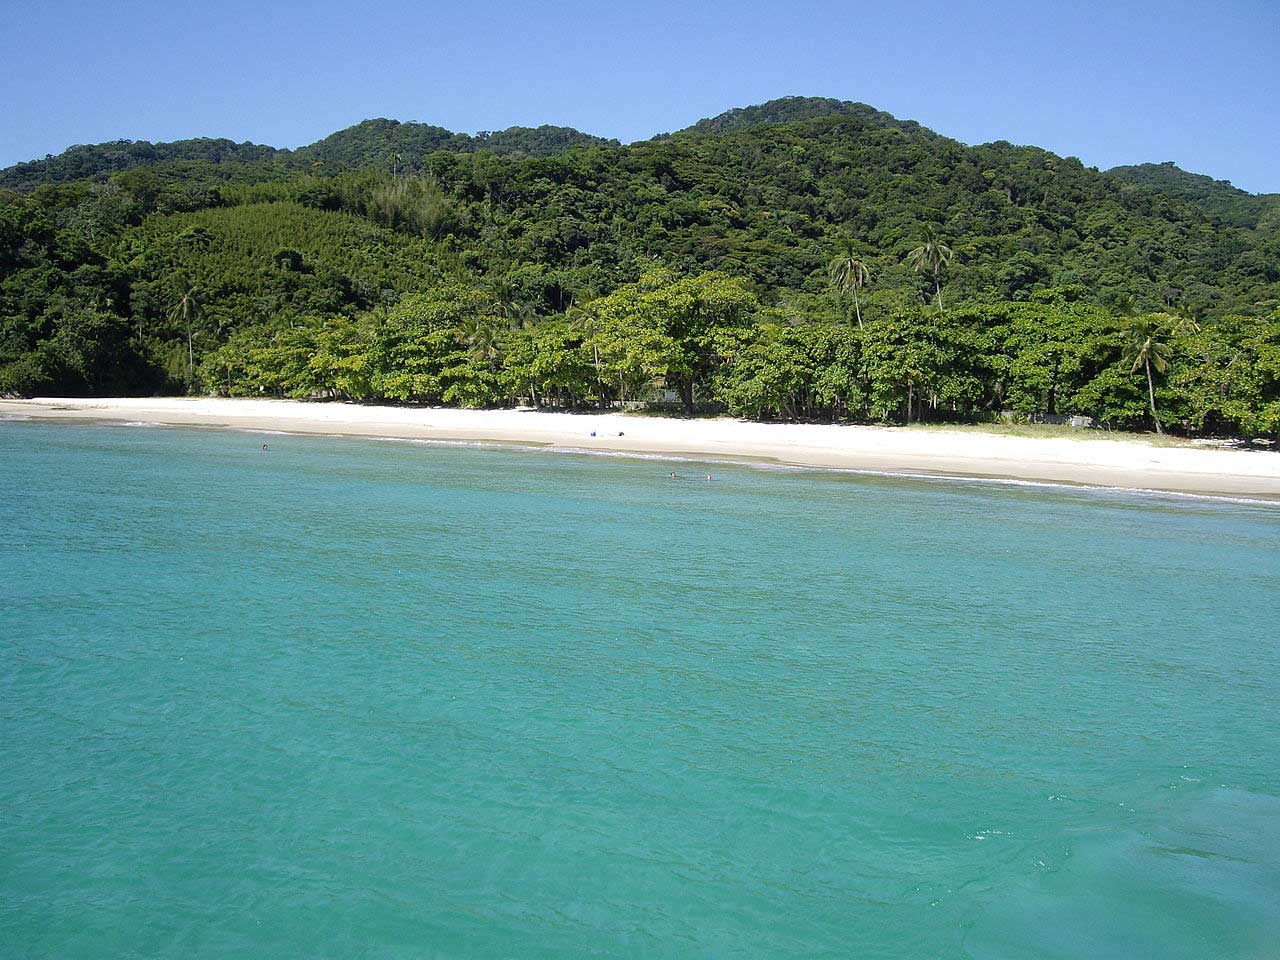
{"left": 3, "top": 0, "right": 1278, "bottom": 192}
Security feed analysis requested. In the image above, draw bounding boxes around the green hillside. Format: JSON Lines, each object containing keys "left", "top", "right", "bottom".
{"left": 0, "top": 138, "right": 285, "bottom": 192}
{"left": 122, "top": 202, "right": 445, "bottom": 321}
{"left": 0, "top": 121, "right": 619, "bottom": 192}
{"left": 2, "top": 98, "right": 1277, "bottom": 438}
{"left": 671, "top": 95, "right": 928, "bottom": 139}
{"left": 1107, "top": 161, "right": 1280, "bottom": 230}
{"left": 293, "top": 119, "right": 617, "bottom": 171}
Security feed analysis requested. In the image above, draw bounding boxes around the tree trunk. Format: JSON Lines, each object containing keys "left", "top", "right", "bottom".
{"left": 1048, "top": 357, "right": 1060, "bottom": 415}
{"left": 187, "top": 326, "right": 194, "bottom": 393}
{"left": 935, "top": 278, "right": 944, "bottom": 311}
{"left": 853, "top": 289, "right": 863, "bottom": 329}
{"left": 1145, "top": 360, "right": 1164, "bottom": 435}
{"left": 679, "top": 377, "right": 694, "bottom": 416}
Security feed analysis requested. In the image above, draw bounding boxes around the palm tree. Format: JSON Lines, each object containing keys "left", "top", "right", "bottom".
{"left": 1122, "top": 315, "right": 1175, "bottom": 434}
{"left": 482, "top": 274, "right": 533, "bottom": 330}
{"left": 1167, "top": 305, "right": 1203, "bottom": 339}
{"left": 456, "top": 313, "right": 503, "bottom": 367}
{"left": 567, "top": 299, "right": 605, "bottom": 401}
{"left": 1112, "top": 294, "right": 1139, "bottom": 319}
{"left": 906, "top": 227, "right": 954, "bottom": 310}
{"left": 828, "top": 239, "right": 870, "bottom": 328}
{"left": 390, "top": 151, "right": 403, "bottom": 178}
{"left": 168, "top": 284, "right": 201, "bottom": 392}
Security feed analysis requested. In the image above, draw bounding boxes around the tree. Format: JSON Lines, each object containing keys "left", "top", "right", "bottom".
{"left": 1112, "top": 294, "right": 1139, "bottom": 319}
{"left": 906, "top": 227, "right": 954, "bottom": 310}
{"left": 1121, "top": 315, "right": 1176, "bottom": 434}
{"left": 861, "top": 304, "right": 952, "bottom": 423}
{"left": 566, "top": 300, "right": 605, "bottom": 401}
{"left": 1000, "top": 291, "right": 1113, "bottom": 417}
{"left": 828, "top": 239, "right": 871, "bottom": 328}
{"left": 589, "top": 276, "right": 680, "bottom": 405}
{"left": 1166, "top": 307, "right": 1203, "bottom": 340}
{"left": 594, "top": 272, "right": 757, "bottom": 414}
{"left": 456, "top": 312, "right": 504, "bottom": 368}
{"left": 167, "top": 283, "right": 201, "bottom": 392}
{"left": 481, "top": 274, "right": 534, "bottom": 330}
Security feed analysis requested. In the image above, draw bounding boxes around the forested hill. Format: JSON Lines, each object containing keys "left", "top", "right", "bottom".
{"left": 0, "top": 121, "right": 616, "bottom": 191}
{"left": 1107, "top": 161, "right": 1280, "bottom": 230}
{"left": 0, "top": 138, "right": 284, "bottom": 192}
{"left": 292, "top": 119, "right": 618, "bottom": 170}
{"left": 669, "top": 96, "right": 929, "bottom": 139}
{"left": 7, "top": 96, "right": 1273, "bottom": 215}
{"left": 3, "top": 98, "right": 1278, "bottom": 437}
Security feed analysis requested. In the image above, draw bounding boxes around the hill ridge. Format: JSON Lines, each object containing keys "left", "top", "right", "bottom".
{"left": 4, "top": 96, "right": 1272, "bottom": 206}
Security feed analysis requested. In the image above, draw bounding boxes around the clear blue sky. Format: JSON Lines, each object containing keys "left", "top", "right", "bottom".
{"left": 4, "top": 0, "right": 1278, "bottom": 192}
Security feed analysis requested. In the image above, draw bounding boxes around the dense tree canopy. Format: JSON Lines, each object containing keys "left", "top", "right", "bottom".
{"left": 2, "top": 97, "right": 1277, "bottom": 439}
{"left": 0, "top": 120, "right": 618, "bottom": 192}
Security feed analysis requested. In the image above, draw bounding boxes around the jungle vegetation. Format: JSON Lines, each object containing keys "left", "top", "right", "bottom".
{"left": 2, "top": 97, "right": 1278, "bottom": 438}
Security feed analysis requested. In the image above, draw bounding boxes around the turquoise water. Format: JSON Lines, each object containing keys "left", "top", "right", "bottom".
{"left": 2, "top": 420, "right": 1278, "bottom": 959}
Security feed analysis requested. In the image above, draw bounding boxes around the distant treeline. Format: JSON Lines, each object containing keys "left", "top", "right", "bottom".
{"left": 0, "top": 121, "right": 618, "bottom": 192}
{"left": 190, "top": 274, "right": 1276, "bottom": 439}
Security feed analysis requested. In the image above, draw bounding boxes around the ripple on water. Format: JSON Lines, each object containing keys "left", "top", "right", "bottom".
{"left": 963, "top": 786, "right": 1280, "bottom": 960}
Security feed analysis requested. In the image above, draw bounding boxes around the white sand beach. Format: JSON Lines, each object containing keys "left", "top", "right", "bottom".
{"left": 3, "top": 396, "right": 1279, "bottom": 499}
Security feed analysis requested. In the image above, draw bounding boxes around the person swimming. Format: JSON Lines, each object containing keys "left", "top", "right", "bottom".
{"left": 262, "top": 443, "right": 269, "bottom": 452}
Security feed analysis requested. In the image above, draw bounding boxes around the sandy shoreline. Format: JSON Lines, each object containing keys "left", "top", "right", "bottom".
{"left": 4, "top": 396, "right": 1280, "bottom": 499}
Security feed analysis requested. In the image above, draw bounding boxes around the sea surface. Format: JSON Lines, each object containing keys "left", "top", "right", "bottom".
{"left": 2, "top": 420, "right": 1278, "bottom": 959}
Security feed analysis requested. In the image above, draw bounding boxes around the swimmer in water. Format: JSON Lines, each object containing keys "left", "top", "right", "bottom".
{"left": 262, "top": 443, "right": 269, "bottom": 451}
{"left": 706, "top": 474, "right": 712, "bottom": 481}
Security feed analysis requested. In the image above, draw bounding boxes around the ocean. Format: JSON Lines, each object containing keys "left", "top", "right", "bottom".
{"left": 2, "top": 420, "right": 1278, "bottom": 958}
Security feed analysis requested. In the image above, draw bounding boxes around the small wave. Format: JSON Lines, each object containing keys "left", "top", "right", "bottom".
{"left": 0, "top": 414, "right": 33, "bottom": 421}
{"left": 540, "top": 447, "right": 1280, "bottom": 507}
{"left": 547, "top": 446, "right": 711, "bottom": 464}
{"left": 376, "top": 435, "right": 1280, "bottom": 507}
{"left": 781, "top": 463, "right": 1280, "bottom": 508}
{"left": 369, "top": 436, "right": 516, "bottom": 450}
{"left": 117, "top": 420, "right": 164, "bottom": 428}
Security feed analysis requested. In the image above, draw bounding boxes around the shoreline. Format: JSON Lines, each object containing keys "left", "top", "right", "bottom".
{"left": 4, "top": 397, "right": 1280, "bottom": 500}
